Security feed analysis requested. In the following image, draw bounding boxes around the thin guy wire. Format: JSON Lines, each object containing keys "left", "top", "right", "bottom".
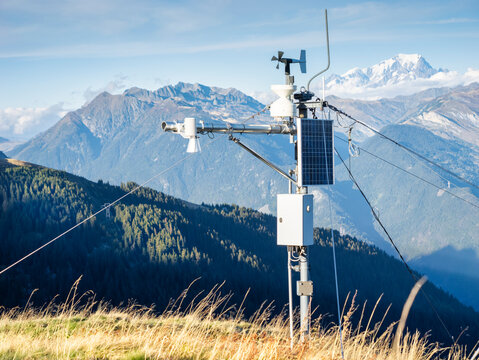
{"left": 334, "top": 136, "right": 479, "bottom": 210}
{"left": 327, "top": 103, "right": 479, "bottom": 192}
{"left": 242, "top": 103, "right": 271, "bottom": 123}
{"left": 344, "top": 119, "right": 457, "bottom": 190}
{"left": 0, "top": 136, "right": 224, "bottom": 277}
{"left": 334, "top": 147, "right": 455, "bottom": 342}
{"left": 402, "top": 143, "right": 456, "bottom": 189}
{"left": 321, "top": 116, "right": 345, "bottom": 359}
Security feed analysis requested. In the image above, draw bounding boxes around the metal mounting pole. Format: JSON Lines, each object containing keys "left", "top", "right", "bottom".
{"left": 296, "top": 185, "right": 311, "bottom": 342}
{"left": 287, "top": 173, "right": 294, "bottom": 349}
{"left": 287, "top": 248, "right": 294, "bottom": 349}
{"left": 299, "top": 246, "right": 310, "bottom": 341}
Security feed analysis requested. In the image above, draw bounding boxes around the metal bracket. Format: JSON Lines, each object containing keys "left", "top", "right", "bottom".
{"left": 298, "top": 100, "right": 328, "bottom": 109}
{"left": 229, "top": 136, "right": 297, "bottom": 184}
{"left": 297, "top": 280, "right": 313, "bottom": 296}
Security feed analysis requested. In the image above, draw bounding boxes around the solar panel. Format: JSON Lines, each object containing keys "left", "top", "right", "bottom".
{"left": 297, "top": 118, "right": 334, "bottom": 186}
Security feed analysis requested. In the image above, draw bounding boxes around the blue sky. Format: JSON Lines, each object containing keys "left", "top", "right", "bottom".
{"left": 0, "top": 0, "right": 478, "bottom": 140}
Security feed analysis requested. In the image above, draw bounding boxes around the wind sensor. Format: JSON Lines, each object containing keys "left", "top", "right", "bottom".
{"left": 162, "top": 9, "right": 332, "bottom": 346}
{"left": 272, "top": 50, "right": 307, "bottom": 75}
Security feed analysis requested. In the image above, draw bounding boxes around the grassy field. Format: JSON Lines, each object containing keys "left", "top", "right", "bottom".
{"left": 0, "top": 281, "right": 475, "bottom": 360}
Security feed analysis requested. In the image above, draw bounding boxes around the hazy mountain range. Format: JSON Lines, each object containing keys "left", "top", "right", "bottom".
{"left": 7, "top": 55, "right": 479, "bottom": 310}
{"left": 0, "top": 137, "right": 18, "bottom": 152}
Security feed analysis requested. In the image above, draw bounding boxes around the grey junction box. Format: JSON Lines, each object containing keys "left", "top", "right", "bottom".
{"left": 277, "top": 194, "right": 314, "bottom": 246}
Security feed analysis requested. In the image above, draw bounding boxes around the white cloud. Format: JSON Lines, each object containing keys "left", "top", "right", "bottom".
{"left": 249, "top": 90, "right": 277, "bottom": 106}
{"left": 321, "top": 68, "right": 479, "bottom": 100}
{"left": 0, "top": 76, "right": 132, "bottom": 142}
{"left": 154, "top": 77, "right": 173, "bottom": 87}
{"left": 0, "top": 28, "right": 324, "bottom": 59}
{"left": 83, "top": 76, "right": 128, "bottom": 103}
{"left": 464, "top": 68, "right": 479, "bottom": 84}
{"left": 417, "top": 18, "right": 479, "bottom": 25}
{"left": 0, "top": 103, "right": 66, "bottom": 141}
{"left": 0, "top": 0, "right": 234, "bottom": 56}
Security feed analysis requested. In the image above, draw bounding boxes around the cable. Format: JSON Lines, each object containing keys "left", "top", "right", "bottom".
{"left": 321, "top": 117, "right": 345, "bottom": 359}
{"left": 334, "top": 136, "right": 479, "bottom": 211}
{"left": 242, "top": 103, "right": 271, "bottom": 123}
{"left": 327, "top": 103, "right": 479, "bottom": 192}
{"left": 334, "top": 147, "right": 455, "bottom": 342}
{"left": 401, "top": 144, "right": 455, "bottom": 191}
{"left": 0, "top": 136, "right": 225, "bottom": 277}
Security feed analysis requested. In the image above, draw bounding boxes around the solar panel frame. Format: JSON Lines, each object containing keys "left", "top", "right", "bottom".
{"left": 297, "top": 118, "right": 334, "bottom": 186}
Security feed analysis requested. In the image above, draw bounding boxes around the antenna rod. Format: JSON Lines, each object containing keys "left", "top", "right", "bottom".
{"left": 307, "top": 9, "right": 330, "bottom": 91}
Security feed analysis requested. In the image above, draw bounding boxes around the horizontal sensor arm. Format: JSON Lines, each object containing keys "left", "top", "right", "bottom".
{"left": 161, "top": 121, "right": 296, "bottom": 135}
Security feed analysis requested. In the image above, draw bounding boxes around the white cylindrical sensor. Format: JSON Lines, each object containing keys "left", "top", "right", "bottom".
{"left": 183, "top": 117, "right": 197, "bottom": 138}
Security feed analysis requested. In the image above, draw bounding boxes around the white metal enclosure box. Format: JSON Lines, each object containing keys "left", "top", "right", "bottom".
{"left": 277, "top": 194, "right": 314, "bottom": 246}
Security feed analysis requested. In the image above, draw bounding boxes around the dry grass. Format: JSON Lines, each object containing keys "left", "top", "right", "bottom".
{"left": 0, "top": 279, "right": 475, "bottom": 360}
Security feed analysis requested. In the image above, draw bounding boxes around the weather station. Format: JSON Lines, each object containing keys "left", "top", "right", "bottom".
{"left": 3, "top": 4, "right": 476, "bottom": 356}
{"left": 162, "top": 10, "right": 333, "bottom": 345}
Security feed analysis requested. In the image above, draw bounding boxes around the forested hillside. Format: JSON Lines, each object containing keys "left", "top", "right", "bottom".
{"left": 1, "top": 158, "right": 478, "bottom": 346}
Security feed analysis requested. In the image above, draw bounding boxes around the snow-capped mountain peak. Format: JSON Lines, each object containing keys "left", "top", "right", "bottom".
{"left": 328, "top": 54, "right": 442, "bottom": 90}
{"left": 388, "top": 53, "right": 425, "bottom": 68}
{"left": 371, "top": 54, "right": 438, "bottom": 79}
{"left": 319, "top": 53, "right": 479, "bottom": 100}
